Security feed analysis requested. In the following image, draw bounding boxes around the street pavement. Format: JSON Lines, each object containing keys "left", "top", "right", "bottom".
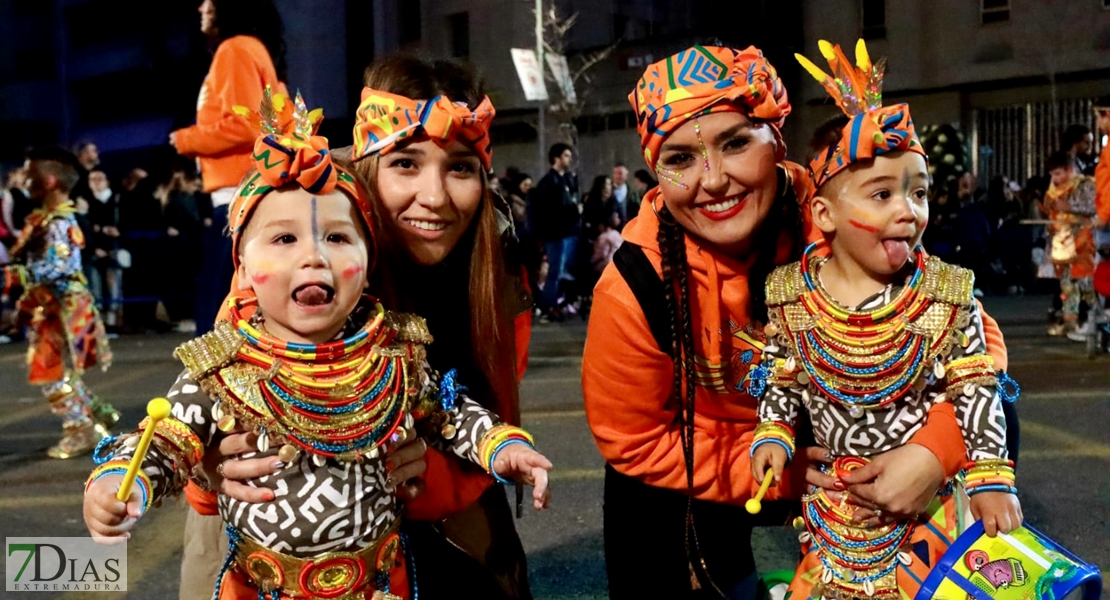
{"left": 0, "top": 293, "right": 1107, "bottom": 599}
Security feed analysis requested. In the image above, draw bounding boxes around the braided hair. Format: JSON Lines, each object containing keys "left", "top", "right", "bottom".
{"left": 654, "top": 165, "right": 804, "bottom": 587}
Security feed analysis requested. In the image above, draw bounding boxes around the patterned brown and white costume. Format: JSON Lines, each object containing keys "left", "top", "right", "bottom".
{"left": 105, "top": 313, "right": 502, "bottom": 558}
{"left": 758, "top": 256, "right": 1008, "bottom": 462}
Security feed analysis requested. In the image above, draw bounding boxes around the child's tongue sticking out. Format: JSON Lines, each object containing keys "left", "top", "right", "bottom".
{"left": 294, "top": 285, "right": 332, "bottom": 306}
{"left": 882, "top": 238, "right": 910, "bottom": 271}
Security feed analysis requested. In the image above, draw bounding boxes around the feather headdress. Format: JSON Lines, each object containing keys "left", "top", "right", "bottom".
{"left": 795, "top": 39, "right": 885, "bottom": 117}
{"left": 796, "top": 39, "right": 924, "bottom": 190}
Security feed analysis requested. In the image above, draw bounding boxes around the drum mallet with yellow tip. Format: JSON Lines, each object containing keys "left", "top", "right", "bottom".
{"left": 116, "top": 398, "right": 173, "bottom": 503}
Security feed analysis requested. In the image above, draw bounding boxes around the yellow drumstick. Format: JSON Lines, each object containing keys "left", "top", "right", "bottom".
{"left": 116, "top": 398, "right": 173, "bottom": 503}
{"left": 745, "top": 468, "right": 774, "bottom": 514}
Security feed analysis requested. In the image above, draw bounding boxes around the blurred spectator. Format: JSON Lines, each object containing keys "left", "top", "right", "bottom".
{"left": 87, "top": 169, "right": 125, "bottom": 330}
{"left": 70, "top": 141, "right": 100, "bottom": 209}
{"left": 157, "top": 163, "right": 204, "bottom": 331}
{"left": 582, "top": 174, "right": 616, "bottom": 242}
{"left": 118, "top": 169, "right": 168, "bottom": 333}
{"left": 505, "top": 171, "right": 532, "bottom": 234}
{"left": 591, "top": 219, "right": 622, "bottom": 276}
{"left": 632, "top": 169, "right": 657, "bottom": 197}
{"left": 528, "top": 142, "right": 581, "bottom": 321}
{"left": 169, "top": 0, "right": 288, "bottom": 337}
{"left": 506, "top": 171, "right": 543, "bottom": 303}
{"left": 1061, "top": 124, "right": 1096, "bottom": 176}
{"left": 610, "top": 163, "right": 640, "bottom": 230}
{"left": 988, "top": 175, "right": 1033, "bottom": 294}
{"left": 6, "top": 167, "right": 32, "bottom": 235}
{"left": 953, "top": 173, "right": 992, "bottom": 296}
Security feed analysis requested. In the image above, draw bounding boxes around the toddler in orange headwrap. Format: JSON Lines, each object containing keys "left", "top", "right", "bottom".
{"left": 82, "top": 91, "right": 549, "bottom": 600}
{"left": 748, "top": 40, "right": 1021, "bottom": 600}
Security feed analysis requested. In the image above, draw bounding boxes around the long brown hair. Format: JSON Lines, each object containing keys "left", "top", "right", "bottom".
{"left": 351, "top": 55, "right": 520, "bottom": 424}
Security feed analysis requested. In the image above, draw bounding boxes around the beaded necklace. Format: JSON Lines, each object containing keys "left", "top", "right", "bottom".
{"left": 791, "top": 241, "right": 945, "bottom": 413}
{"left": 802, "top": 460, "right": 913, "bottom": 593}
{"left": 220, "top": 296, "right": 409, "bottom": 460}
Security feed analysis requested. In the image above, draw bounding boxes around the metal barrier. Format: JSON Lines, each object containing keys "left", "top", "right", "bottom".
{"left": 972, "top": 98, "right": 1103, "bottom": 184}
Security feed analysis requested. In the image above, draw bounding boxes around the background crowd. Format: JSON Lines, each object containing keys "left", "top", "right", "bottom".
{"left": 0, "top": 116, "right": 1103, "bottom": 340}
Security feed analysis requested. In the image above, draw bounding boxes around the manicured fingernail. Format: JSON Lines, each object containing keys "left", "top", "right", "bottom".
{"left": 384, "top": 460, "right": 395, "bottom": 472}
{"left": 833, "top": 481, "right": 846, "bottom": 490}
{"left": 263, "top": 491, "right": 275, "bottom": 501}
{"left": 271, "top": 460, "right": 285, "bottom": 469}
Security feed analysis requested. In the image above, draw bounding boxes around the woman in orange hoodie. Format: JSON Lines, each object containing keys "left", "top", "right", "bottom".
{"left": 583, "top": 45, "right": 1012, "bottom": 599}
{"left": 170, "top": 0, "right": 288, "bottom": 338}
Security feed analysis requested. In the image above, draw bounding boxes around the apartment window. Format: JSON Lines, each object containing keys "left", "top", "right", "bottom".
{"left": 981, "top": 0, "right": 1010, "bottom": 24}
{"left": 448, "top": 12, "right": 469, "bottom": 57}
{"left": 861, "top": 0, "right": 886, "bottom": 39}
{"left": 398, "top": 0, "right": 421, "bottom": 45}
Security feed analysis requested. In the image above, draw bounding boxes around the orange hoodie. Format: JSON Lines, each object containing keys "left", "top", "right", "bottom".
{"left": 172, "top": 35, "right": 287, "bottom": 193}
{"left": 583, "top": 165, "right": 1007, "bottom": 506}
{"left": 1097, "top": 143, "right": 1110, "bottom": 225}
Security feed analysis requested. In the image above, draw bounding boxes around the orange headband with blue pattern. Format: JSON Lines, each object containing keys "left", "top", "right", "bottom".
{"left": 796, "top": 39, "right": 926, "bottom": 191}
{"left": 229, "top": 89, "right": 374, "bottom": 268}
{"left": 629, "top": 45, "right": 791, "bottom": 170}
{"left": 351, "top": 87, "right": 496, "bottom": 170}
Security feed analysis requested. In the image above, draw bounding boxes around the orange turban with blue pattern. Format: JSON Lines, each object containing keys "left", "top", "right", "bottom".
{"left": 796, "top": 39, "right": 926, "bottom": 191}
{"left": 351, "top": 87, "right": 496, "bottom": 170}
{"left": 228, "top": 89, "right": 373, "bottom": 268}
{"left": 629, "top": 45, "right": 791, "bottom": 169}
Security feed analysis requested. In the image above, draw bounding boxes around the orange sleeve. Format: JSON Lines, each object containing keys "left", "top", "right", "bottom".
{"left": 582, "top": 266, "right": 778, "bottom": 506}
{"left": 908, "top": 401, "right": 966, "bottom": 479}
{"left": 977, "top": 300, "right": 1008, "bottom": 372}
{"left": 404, "top": 446, "right": 494, "bottom": 521}
{"left": 173, "top": 38, "right": 272, "bottom": 158}
{"left": 1097, "top": 145, "right": 1110, "bottom": 224}
{"left": 183, "top": 481, "right": 220, "bottom": 516}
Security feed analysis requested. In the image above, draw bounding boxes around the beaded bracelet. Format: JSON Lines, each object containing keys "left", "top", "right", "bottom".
{"left": 478, "top": 425, "right": 534, "bottom": 470}
{"left": 966, "top": 484, "right": 1017, "bottom": 496}
{"left": 85, "top": 461, "right": 153, "bottom": 514}
{"left": 486, "top": 438, "right": 534, "bottom": 485}
{"left": 752, "top": 421, "right": 796, "bottom": 460}
{"left": 750, "top": 437, "right": 794, "bottom": 462}
{"left": 997, "top": 371, "right": 1021, "bottom": 403}
{"left": 92, "top": 435, "right": 119, "bottom": 465}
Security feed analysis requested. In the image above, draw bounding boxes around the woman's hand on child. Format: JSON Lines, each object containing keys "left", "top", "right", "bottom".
{"left": 83, "top": 475, "right": 142, "bottom": 545}
{"left": 798, "top": 447, "right": 847, "bottom": 493}
{"left": 751, "top": 445, "right": 787, "bottom": 484}
{"left": 492, "top": 445, "right": 553, "bottom": 510}
{"left": 971, "top": 492, "right": 1023, "bottom": 537}
{"left": 841, "top": 443, "right": 944, "bottom": 525}
{"left": 210, "top": 428, "right": 427, "bottom": 503}
{"left": 384, "top": 432, "right": 428, "bottom": 501}
{"left": 202, "top": 431, "right": 278, "bottom": 503}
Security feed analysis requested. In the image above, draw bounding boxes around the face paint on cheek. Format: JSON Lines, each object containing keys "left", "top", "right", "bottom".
{"left": 848, "top": 219, "right": 881, "bottom": 234}
{"left": 310, "top": 196, "right": 320, "bottom": 251}
{"left": 341, "top": 264, "right": 364, "bottom": 279}
{"left": 250, "top": 260, "right": 274, "bottom": 285}
{"left": 694, "top": 119, "right": 710, "bottom": 172}
{"left": 655, "top": 167, "right": 688, "bottom": 190}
